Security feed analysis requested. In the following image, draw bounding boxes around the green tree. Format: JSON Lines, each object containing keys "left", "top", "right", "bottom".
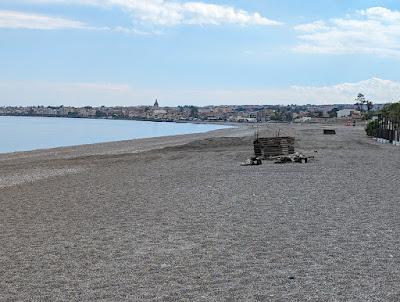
{"left": 95, "top": 110, "right": 106, "bottom": 118}
{"left": 189, "top": 106, "right": 198, "bottom": 118}
{"left": 355, "top": 93, "right": 373, "bottom": 112}
{"left": 381, "top": 102, "right": 400, "bottom": 120}
{"left": 365, "top": 120, "right": 380, "bottom": 136}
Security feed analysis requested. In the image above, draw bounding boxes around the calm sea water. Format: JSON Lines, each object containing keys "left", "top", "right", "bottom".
{"left": 0, "top": 116, "right": 230, "bottom": 154}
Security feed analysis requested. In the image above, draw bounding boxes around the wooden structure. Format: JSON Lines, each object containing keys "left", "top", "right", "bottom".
{"left": 254, "top": 137, "right": 295, "bottom": 158}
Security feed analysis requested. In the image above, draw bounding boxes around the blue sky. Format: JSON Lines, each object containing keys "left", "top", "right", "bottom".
{"left": 1, "top": 0, "right": 400, "bottom": 106}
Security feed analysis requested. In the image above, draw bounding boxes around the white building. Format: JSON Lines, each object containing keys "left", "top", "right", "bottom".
{"left": 337, "top": 109, "right": 353, "bottom": 118}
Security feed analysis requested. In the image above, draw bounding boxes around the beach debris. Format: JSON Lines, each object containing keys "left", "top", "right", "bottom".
{"left": 254, "top": 136, "right": 295, "bottom": 159}
{"left": 274, "top": 152, "right": 314, "bottom": 164}
{"left": 241, "top": 156, "right": 262, "bottom": 166}
{"left": 323, "top": 129, "right": 336, "bottom": 135}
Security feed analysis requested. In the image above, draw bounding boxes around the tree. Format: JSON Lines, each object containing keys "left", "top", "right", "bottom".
{"left": 284, "top": 111, "right": 293, "bottom": 121}
{"left": 95, "top": 110, "right": 106, "bottom": 118}
{"left": 355, "top": 94, "right": 374, "bottom": 117}
{"left": 381, "top": 102, "right": 400, "bottom": 120}
{"left": 189, "top": 106, "right": 198, "bottom": 118}
{"left": 355, "top": 93, "right": 366, "bottom": 112}
{"left": 270, "top": 111, "right": 282, "bottom": 121}
{"left": 365, "top": 120, "right": 380, "bottom": 137}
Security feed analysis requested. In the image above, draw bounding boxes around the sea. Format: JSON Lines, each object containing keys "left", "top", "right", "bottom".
{"left": 0, "top": 116, "right": 230, "bottom": 154}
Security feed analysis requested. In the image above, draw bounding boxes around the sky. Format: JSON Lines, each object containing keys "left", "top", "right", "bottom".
{"left": 1, "top": 0, "right": 400, "bottom": 106}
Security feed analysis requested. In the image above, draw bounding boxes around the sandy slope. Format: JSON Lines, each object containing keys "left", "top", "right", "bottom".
{"left": 1, "top": 123, "right": 399, "bottom": 301}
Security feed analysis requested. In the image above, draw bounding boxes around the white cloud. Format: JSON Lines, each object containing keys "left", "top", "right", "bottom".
{"left": 360, "top": 6, "right": 400, "bottom": 22}
{"left": 1, "top": 78, "right": 399, "bottom": 106}
{"left": 290, "top": 78, "right": 400, "bottom": 104}
{"left": 294, "top": 7, "right": 400, "bottom": 57}
{"left": 14, "top": 0, "right": 281, "bottom": 27}
{"left": 294, "top": 21, "right": 329, "bottom": 33}
{"left": 0, "top": 9, "right": 156, "bottom": 34}
{"left": 179, "top": 2, "right": 279, "bottom": 26}
{"left": 0, "top": 10, "right": 88, "bottom": 30}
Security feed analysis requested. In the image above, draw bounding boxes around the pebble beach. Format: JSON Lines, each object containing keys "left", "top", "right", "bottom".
{"left": 1, "top": 123, "right": 399, "bottom": 301}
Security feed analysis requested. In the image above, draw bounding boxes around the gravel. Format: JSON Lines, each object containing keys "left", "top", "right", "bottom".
{"left": 1, "top": 123, "right": 399, "bottom": 301}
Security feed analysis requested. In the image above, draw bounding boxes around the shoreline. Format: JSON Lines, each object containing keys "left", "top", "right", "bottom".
{"left": 2, "top": 115, "right": 364, "bottom": 157}
{"left": 0, "top": 123, "right": 252, "bottom": 161}
{"left": 0, "top": 121, "right": 371, "bottom": 161}
{"left": 0, "top": 116, "right": 241, "bottom": 158}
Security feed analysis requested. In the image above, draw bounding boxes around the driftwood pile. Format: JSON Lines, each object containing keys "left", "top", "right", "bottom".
{"left": 254, "top": 137, "right": 295, "bottom": 158}
{"left": 241, "top": 156, "right": 262, "bottom": 166}
{"left": 273, "top": 152, "right": 314, "bottom": 164}
{"left": 242, "top": 136, "right": 315, "bottom": 166}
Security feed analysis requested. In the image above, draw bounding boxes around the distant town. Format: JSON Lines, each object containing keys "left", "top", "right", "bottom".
{"left": 0, "top": 98, "right": 387, "bottom": 123}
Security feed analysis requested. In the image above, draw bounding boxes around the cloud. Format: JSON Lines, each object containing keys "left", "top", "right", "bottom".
{"left": 361, "top": 6, "right": 400, "bottom": 22}
{"left": 0, "top": 10, "right": 89, "bottom": 30}
{"left": 290, "top": 78, "right": 400, "bottom": 104}
{"left": 178, "top": 2, "right": 280, "bottom": 26}
{"left": 1, "top": 78, "right": 399, "bottom": 106}
{"left": 112, "top": 25, "right": 163, "bottom": 35}
{"left": 0, "top": 9, "right": 157, "bottom": 34}
{"left": 14, "top": 0, "right": 281, "bottom": 27}
{"left": 294, "top": 21, "right": 329, "bottom": 33}
{"left": 294, "top": 7, "right": 400, "bottom": 57}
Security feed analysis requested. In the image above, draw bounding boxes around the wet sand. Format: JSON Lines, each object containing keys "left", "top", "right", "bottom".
{"left": 1, "top": 123, "right": 400, "bottom": 301}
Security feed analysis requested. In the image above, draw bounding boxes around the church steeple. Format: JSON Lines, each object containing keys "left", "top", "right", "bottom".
{"left": 154, "top": 99, "right": 159, "bottom": 108}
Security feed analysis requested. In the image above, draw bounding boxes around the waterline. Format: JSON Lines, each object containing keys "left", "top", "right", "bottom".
{"left": 0, "top": 116, "right": 230, "bottom": 153}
